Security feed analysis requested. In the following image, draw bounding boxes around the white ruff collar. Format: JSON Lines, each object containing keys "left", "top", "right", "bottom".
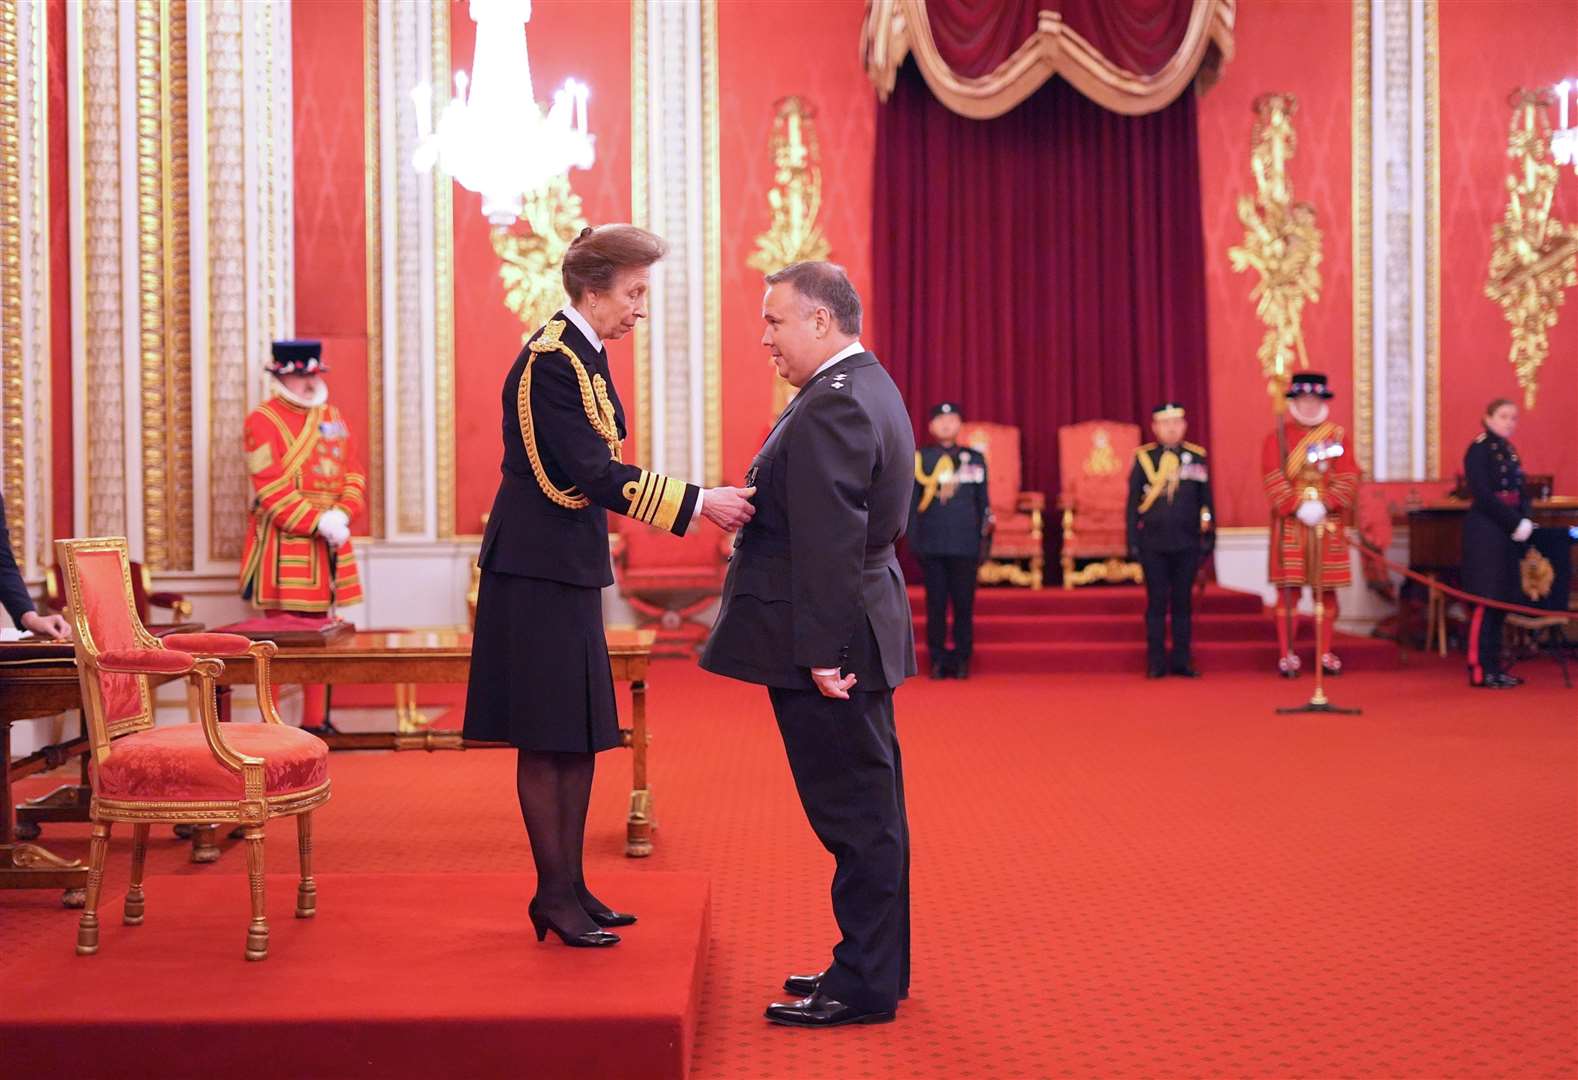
{"left": 275, "top": 380, "right": 328, "bottom": 409}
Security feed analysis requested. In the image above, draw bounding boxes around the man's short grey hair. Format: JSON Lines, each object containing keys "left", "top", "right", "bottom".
{"left": 764, "top": 261, "right": 862, "bottom": 336}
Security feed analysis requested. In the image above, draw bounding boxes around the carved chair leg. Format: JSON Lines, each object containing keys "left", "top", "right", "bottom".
{"left": 1031, "top": 554, "right": 1045, "bottom": 590}
{"left": 76, "top": 820, "right": 112, "bottom": 955}
{"left": 295, "top": 812, "right": 317, "bottom": 918}
{"left": 243, "top": 825, "right": 269, "bottom": 961}
{"left": 124, "top": 823, "right": 150, "bottom": 925}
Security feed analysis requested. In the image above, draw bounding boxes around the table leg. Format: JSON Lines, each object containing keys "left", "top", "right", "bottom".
{"left": 625, "top": 679, "right": 652, "bottom": 858}
{"left": 16, "top": 742, "right": 94, "bottom": 838}
{"left": 1, "top": 720, "right": 89, "bottom": 901}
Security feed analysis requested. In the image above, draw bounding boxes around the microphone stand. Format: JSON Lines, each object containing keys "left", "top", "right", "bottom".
{"left": 1278, "top": 519, "right": 1362, "bottom": 715}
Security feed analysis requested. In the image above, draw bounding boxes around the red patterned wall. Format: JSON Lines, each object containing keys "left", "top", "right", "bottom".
{"left": 1437, "top": 0, "right": 1577, "bottom": 495}
{"left": 716, "top": 0, "right": 877, "bottom": 484}
{"left": 292, "top": 0, "right": 371, "bottom": 534}
{"left": 450, "top": 0, "right": 633, "bottom": 535}
{"left": 1197, "top": 0, "right": 1355, "bottom": 527}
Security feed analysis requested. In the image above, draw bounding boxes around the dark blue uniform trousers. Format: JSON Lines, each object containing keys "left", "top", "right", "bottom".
{"left": 768, "top": 685, "right": 910, "bottom": 1012}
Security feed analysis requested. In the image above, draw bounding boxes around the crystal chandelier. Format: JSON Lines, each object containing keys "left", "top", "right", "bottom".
{"left": 412, "top": 0, "right": 594, "bottom": 226}
{"left": 1555, "top": 79, "right": 1577, "bottom": 173}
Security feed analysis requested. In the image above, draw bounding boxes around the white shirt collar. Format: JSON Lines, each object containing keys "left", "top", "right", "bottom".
{"left": 561, "top": 304, "right": 603, "bottom": 355}
{"left": 811, "top": 339, "right": 865, "bottom": 381}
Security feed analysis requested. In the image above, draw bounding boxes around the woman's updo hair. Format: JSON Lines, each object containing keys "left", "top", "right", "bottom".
{"left": 562, "top": 224, "right": 667, "bottom": 302}
{"left": 1484, "top": 397, "right": 1516, "bottom": 417}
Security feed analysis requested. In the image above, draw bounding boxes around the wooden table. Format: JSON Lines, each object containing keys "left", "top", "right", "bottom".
{"left": 2, "top": 628, "right": 660, "bottom": 903}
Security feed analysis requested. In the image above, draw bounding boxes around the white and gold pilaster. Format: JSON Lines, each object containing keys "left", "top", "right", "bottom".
{"left": 632, "top": 0, "right": 721, "bottom": 487}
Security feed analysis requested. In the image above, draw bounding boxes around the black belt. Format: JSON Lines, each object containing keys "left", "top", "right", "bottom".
{"left": 735, "top": 535, "right": 896, "bottom": 570}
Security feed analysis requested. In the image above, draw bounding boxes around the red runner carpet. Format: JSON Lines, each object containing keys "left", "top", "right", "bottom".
{"left": 6, "top": 658, "right": 1574, "bottom": 1077}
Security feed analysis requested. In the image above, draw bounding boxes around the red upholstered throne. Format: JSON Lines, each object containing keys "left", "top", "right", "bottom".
{"left": 56, "top": 536, "right": 330, "bottom": 962}
{"left": 958, "top": 422, "right": 1045, "bottom": 589}
{"left": 611, "top": 524, "right": 732, "bottom": 656}
{"left": 1058, "top": 420, "right": 1144, "bottom": 588}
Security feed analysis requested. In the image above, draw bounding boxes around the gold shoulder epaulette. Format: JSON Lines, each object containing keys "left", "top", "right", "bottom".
{"left": 1473, "top": 431, "right": 1487, "bottom": 443}
{"left": 1136, "top": 442, "right": 1158, "bottom": 455}
{"left": 529, "top": 319, "right": 569, "bottom": 353}
{"left": 1183, "top": 441, "right": 1206, "bottom": 456}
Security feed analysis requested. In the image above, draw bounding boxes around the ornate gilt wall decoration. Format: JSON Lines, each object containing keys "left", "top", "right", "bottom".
{"left": 80, "top": 0, "right": 128, "bottom": 539}
{"left": 135, "top": 0, "right": 193, "bottom": 570}
{"left": 746, "top": 96, "right": 832, "bottom": 415}
{"left": 1, "top": 0, "right": 24, "bottom": 557}
{"left": 206, "top": 0, "right": 250, "bottom": 560}
{"left": 363, "top": 0, "right": 383, "bottom": 538}
{"left": 17, "top": 0, "right": 53, "bottom": 572}
{"left": 390, "top": 0, "right": 427, "bottom": 536}
{"left": 432, "top": 0, "right": 455, "bottom": 539}
{"left": 1228, "top": 93, "right": 1324, "bottom": 401}
{"left": 492, "top": 177, "right": 589, "bottom": 341}
{"left": 1484, "top": 90, "right": 1577, "bottom": 409}
{"left": 747, "top": 97, "right": 832, "bottom": 275}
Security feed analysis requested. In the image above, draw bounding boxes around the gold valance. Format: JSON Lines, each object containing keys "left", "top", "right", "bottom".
{"left": 862, "top": 0, "right": 1236, "bottom": 119}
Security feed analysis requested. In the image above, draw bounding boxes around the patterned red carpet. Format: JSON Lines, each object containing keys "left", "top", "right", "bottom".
{"left": 7, "top": 656, "right": 1575, "bottom": 1078}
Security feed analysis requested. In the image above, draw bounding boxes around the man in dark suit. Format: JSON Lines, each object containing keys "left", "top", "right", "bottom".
{"left": 1, "top": 493, "right": 69, "bottom": 639}
{"left": 701, "top": 261, "right": 917, "bottom": 1028}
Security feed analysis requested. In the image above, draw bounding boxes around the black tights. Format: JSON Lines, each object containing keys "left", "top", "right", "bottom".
{"left": 516, "top": 750, "right": 615, "bottom": 933}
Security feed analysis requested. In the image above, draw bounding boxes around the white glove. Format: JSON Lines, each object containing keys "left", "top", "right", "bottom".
{"left": 1295, "top": 499, "right": 1328, "bottom": 527}
{"left": 1511, "top": 518, "right": 1534, "bottom": 543}
{"left": 317, "top": 508, "right": 351, "bottom": 548}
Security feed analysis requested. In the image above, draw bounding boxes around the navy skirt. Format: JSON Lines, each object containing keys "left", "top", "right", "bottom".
{"left": 462, "top": 570, "right": 621, "bottom": 753}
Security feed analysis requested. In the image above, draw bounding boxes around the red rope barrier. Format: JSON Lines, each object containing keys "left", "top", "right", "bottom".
{"left": 1349, "top": 536, "right": 1577, "bottom": 621}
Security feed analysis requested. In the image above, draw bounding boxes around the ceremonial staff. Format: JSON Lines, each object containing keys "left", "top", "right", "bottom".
{"left": 1277, "top": 519, "right": 1361, "bottom": 716}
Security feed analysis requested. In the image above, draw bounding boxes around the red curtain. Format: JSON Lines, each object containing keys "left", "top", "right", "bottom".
{"left": 872, "top": 62, "right": 1210, "bottom": 512}
{"left": 927, "top": 0, "right": 1197, "bottom": 78}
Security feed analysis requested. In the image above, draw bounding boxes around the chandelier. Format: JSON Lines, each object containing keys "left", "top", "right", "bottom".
{"left": 412, "top": 0, "right": 594, "bottom": 226}
{"left": 1556, "top": 79, "right": 1577, "bottom": 173}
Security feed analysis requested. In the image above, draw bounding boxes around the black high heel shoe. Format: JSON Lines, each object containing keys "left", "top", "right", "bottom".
{"left": 586, "top": 906, "right": 638, "bottom": 928}
{"left": 529, "top": 899, "right": 620, "bottom": 947}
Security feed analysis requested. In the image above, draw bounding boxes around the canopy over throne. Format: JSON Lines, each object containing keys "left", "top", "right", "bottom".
{"left": 1058, "top": 420, "right": 1144, "bottom": 588}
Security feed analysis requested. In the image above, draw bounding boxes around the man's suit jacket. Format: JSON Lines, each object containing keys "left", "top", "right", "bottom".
{"left": 478, "top": 312, "right": 698, "bottom": 589}
{"left": 700, "top": 350, "right": 918, "bottom": 691}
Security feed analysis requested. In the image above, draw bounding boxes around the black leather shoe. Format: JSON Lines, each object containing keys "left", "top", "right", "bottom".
{"left": 764, "top": 992, "right": 895, "bottom": 1028}
{"left": 929, "top": 658, "right": 946, "bottom": 680}
{"left": 529, "top": 899, "right": 620, "bottom": 947}
{"left": 586, "top": 907, "right": 637, "bottom": 928}
{"left": 1501, "top": 673, "right": 1525, "bottom": 687}
{"left": 954, "top": 658, "right": 970, "bottom": 680}
{"left": 782, "top": 971, "right": 823, "bottom": 996}
{"left": 1146, "top": 665, "right": 1167, "bottom": 679}
{"left": 1170, "top": 664, "right": 1201, "bottom": 678}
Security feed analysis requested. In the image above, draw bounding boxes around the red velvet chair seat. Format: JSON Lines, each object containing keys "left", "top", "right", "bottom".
{"left": 97, "top": 724, "right": 329, "bottom": 802}
{"left": 162, "top": 632, "right": 255, "bottom": 657}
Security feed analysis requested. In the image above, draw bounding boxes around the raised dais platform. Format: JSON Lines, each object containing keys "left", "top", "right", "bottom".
{"left": 913, "top": 584, "right": 1398, "bottom": 673}
{"left": 1, "top": 870, "right": 709, "bottom": 1080}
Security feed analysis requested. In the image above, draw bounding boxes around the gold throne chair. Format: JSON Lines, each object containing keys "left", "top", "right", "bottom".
{"left": 1058, "top": 420, "right": 1144, "bottom": 588}
{"left": 958, "top": 421, "right": 1045, "bottom": 589}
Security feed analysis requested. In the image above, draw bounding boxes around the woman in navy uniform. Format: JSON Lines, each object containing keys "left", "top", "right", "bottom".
{"left": 1461, "top": 397, "right": 1534, "bottom": 689}
{"left": 465, "top": 225, "right": 754, "bottom": 946}
{"left": 909, "top": 402, "right": 990, "bottom": 678}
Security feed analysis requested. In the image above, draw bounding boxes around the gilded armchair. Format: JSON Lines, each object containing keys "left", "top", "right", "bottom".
{"left": 610, "top": 524, "right": 732, "bottom": 656}
{"left": 957, "top": 422, "right": 1045, "bottom": 589}
{"left": 1058, "top": 420, "right": 1144, "bottom": 588}
{"left": 57, "top": 536, "right": 330, "bottom": 961}
{"left": 45, "top": 559, "right": 193, "bottom": 627}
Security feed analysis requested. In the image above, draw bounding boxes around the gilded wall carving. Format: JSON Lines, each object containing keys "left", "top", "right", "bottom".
{"left": 1, "top": 0, "right": 24, "bottom": 562}
{"left": 391, "top": 0, "right": 427, "bottom": 535}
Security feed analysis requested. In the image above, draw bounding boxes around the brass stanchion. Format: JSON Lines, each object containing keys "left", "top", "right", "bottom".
{"left": 1278, "top": 519, "right": 1362, "bottom": 715}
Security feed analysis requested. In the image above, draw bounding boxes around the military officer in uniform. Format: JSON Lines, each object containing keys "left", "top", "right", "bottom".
{"left": 1461, "top": 397, "right": 1534, "bottom": 689}
{"left": 702, "top": 261, "right": 916, "bottom": 1028}
{"left": 1126, "top": 403, "right": 1214, "bottom": 678}
{"left": 465, "top": 225, "right": 754, "bottom": 950}
{"left": 910, "top": 402, "right": 990, "bottom": 679}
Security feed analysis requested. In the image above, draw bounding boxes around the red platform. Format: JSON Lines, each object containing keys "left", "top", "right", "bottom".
{"left": 1, "top": 870, "right": 709, "bottom": 1080}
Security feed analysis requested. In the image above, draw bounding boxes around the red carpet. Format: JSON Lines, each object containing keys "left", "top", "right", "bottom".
{"left": 6, "top": 658, "right": 1575, "bottom": 1078}
{"left": 912, "top": 583, "right": 1400, "bottom": 673}
{"left": 1, "top": 871, "right": 709, "bottom": 1080}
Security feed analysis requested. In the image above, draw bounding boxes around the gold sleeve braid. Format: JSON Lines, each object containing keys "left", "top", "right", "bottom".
{"left": 620, "top": 471, "right": 689, "bottom": 532}
{"left": 518, "top": 319, "right": 623, "bottom": 510}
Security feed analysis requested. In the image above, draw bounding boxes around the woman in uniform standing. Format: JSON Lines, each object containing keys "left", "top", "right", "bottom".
{"left": 1461, "top": 397, "right": 1535, "bottom": 689}
{"left": 465, "top": 225, "right": 755, "bottom": 945}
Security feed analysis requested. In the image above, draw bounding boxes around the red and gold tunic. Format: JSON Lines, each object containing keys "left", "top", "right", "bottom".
{"left": 1261, "top": 420, "right": 1359, "bottom": 588}
{"left": 239, "top": 397, "right": 366, "bottom": 612}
